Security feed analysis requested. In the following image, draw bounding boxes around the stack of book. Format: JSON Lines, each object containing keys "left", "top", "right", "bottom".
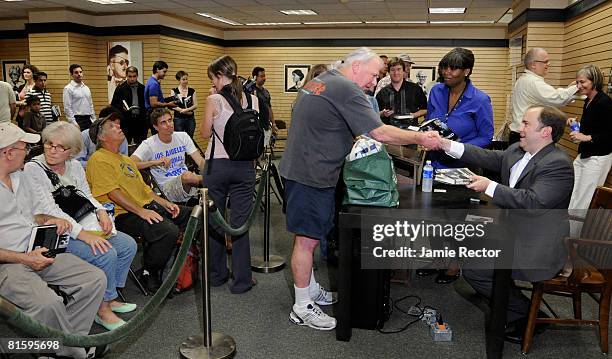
{"left": 434, "top": 167, "right": 476, "bottom": 185}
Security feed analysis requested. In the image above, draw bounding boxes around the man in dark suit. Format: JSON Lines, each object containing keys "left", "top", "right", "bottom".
{"left": 434, "top": 105, "right": 574, "bottom": 343}
{"left": 111, "top": 66, "right": 147, "bottom": 144}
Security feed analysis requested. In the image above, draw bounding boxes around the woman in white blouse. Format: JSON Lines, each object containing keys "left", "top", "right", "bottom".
{"left": 24, "top": 122, "right": 137, "bottom": 331}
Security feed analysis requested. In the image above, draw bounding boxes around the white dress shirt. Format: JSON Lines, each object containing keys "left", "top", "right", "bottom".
{"left": 510, "top": 70, "right": 577, "bottom": 132}
{"left": 446, "top": 141, "right": 536, "bottom": 198}
{"left": 63, "top": 80, "right": 96, "bottom": 125}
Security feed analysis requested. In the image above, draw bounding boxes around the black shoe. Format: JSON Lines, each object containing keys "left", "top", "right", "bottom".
{"left": 504, "top": 312, "right": 549, "bottom": 344}
{"left": 138, "top": 270, "right": 160, "bottom": 293}
{"left": 416, "top": 267, "right": 440, "bottom": 276}
{"left": 434, "top": 271, "right": 460, "bottom": 284}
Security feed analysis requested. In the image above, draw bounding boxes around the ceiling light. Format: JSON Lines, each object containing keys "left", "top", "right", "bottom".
{"left": 303, "top": 21, "right": 362, "bottom": 25}
{"left": 246, "top": 22, "right": 302, "bottom": 26}
{"left": 430, "top": 20, "right": 495, "bottom": 24}
{"left": 429, "top": 7, "right": 465, "bottom": 14}
{"left": 196, "top": 13, "right": 242, "bottom": 26}
{"left": 280, "top": 10, "right": 317, "bottom": 15}
{"left": 4, "top": 0, "right": 26, "bottom": 2}
{"left": 365, "top": 21, "right": 427, "bottom": 24}
{"left": 87, "top": 0, "right": 133, "bottom": 4}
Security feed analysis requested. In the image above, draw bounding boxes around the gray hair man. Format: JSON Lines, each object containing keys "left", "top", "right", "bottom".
{"left": 280, "top": 47, "right": 439, "bottom": 331}
{"left": 509, "top": 48, "right": 578, "bottom": 144}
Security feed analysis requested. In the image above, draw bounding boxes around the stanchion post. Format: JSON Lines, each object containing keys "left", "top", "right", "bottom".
{"left": 251, "top": 153, "right": 286, "bottom": 273}
{"left": 179, "top": 189, "right": 236, "bottom": 359}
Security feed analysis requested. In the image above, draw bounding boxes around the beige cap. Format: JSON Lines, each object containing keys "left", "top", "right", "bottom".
{"left": 0, "top": 122, "right": 40, "bottom": 148}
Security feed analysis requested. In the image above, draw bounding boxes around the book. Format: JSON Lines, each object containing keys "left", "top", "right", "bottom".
{"left": 27, "top": 225, "right": 69, "bottom": 256}
{"left": 122, "top": 100, "right": 140, "bottom": 112}
{"left": 393, "top": 114, "right": 413, "bottom": 120}
{"left": 434, "top": 167, "right": 477, "bottom": 185}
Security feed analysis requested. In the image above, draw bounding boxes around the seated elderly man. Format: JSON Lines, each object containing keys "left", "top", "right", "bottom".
{"left": 131, "top": 108, "right": 204, "bottom": 203}
{"left": 76, "top": 106, "right": 128, "bottom": 168}
{"left": 0, "top": 122, "right": 107, "bottom": 359}
{"left": 86, "top": 114, "right": 191, "bottom": 293}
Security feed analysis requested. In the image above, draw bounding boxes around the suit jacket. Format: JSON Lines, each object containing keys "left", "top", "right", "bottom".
{"left": 111, "top": 81, "right": 146, "bottom": 124}
{"left": 461, "top": 142, "right": 574, "bottom": 282}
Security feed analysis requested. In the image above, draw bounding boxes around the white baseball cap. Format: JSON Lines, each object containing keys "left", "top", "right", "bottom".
{"left": 0, "top": 122, "right": 40, "bottom": 148}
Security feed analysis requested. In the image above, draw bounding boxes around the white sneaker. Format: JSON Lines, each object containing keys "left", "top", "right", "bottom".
{"left": 289, "top": 303, "right": 337, "bottom": 330}
{"left": 310, "top": 283, "right": 338, "bottom": 306}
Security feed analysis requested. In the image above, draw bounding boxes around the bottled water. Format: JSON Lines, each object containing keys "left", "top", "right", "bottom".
{"left": 569, "top": 119, "right": 580, "bottom": 132}
{"left": 422, "top": 160, "right": 433, "bottom": 192}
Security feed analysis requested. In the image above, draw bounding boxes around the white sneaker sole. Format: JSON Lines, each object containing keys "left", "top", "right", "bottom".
{"left": 289, "top": 311, "right": 336, "bottom": 331}
{"left": 313, "top": 297, "right": 338, "bottom": 306}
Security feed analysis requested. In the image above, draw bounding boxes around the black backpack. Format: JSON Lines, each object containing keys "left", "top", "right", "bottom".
{"left": 208, "top": 88, "right": 265, "bottom": 173}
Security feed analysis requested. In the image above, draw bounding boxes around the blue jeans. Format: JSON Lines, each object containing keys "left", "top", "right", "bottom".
{"left": 67, "top": 231, "right": 137, "bottom": 302}
{"left": 174, "top": 116, "right": 195, "bottom": 138}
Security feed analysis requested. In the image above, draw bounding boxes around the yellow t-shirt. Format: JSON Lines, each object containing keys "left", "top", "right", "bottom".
{"left": 86, "top": 148, "right": 153, "bottom": 216}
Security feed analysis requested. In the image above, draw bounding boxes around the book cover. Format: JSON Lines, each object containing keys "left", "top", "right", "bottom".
{"left": 434, "top": 167, "right": 477, "bottom": 185}
{"left": 28, "top": 225, "right": 69, "bottom": 255}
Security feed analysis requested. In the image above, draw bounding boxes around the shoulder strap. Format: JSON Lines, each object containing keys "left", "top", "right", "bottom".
{"left": 218, "top": 88, "right": 244, "bottom": 115}
{"left": 32, "top": 160, "right": 61, "bottom": 187}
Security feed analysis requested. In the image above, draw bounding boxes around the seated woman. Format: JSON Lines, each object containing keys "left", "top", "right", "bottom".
{"left": 24, "top": 121, "right": 138, "bottom": 331}
{"left": 420, "top": 48, "right": 494, "bottom": 284}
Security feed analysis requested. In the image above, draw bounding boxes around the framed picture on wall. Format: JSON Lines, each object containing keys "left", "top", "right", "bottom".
{"left": 107, "top": 41, "right": 143, "bottom": 102}
{"left": 284, "top": 64, "right": 311, "bottom": 93}
{"left": 2, "top": 60, "right": 26, "bottom": 92}
{"left": 410, "top": 66, "right": 437, "bottom": 97}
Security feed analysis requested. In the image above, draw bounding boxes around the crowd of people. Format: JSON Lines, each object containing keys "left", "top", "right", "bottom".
{"left": 0, "top": 44, "right": 610, "bottom": 358}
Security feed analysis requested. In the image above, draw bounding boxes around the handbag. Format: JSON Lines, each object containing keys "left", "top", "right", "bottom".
{"left": 33, "top": 161, "right": 97, "bottom": 222}
{"left": 343, "top": 137, "right": 399, "bottom": 207}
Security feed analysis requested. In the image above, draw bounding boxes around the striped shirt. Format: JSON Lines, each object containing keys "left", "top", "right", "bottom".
{"left": 25, "top": 88, "right": 54, "bottom": 124}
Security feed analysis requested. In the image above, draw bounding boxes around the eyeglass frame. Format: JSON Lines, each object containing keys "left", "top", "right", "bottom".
{"left": 43, "top": 142, "right": 71, "bottom": 153}
{"left": 533, "top": 60, "right": 550, "bottom": 65}
{"left": 5, "top": 144, "right": 32, "bottom": 156}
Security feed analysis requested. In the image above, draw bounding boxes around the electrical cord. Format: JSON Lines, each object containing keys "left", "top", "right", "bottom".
{"left": 377, "top": 295, "right": 427, "bottom": 334}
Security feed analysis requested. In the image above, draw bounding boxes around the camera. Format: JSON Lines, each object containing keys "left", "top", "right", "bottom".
{"left": 240, "top": 75, "right": 257, "bottom": 95}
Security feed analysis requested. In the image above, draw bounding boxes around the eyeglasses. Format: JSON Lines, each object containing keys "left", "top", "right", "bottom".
{"left": 112, "top": 59, "right": 129, "bottom": 67}
{"left": 534, "top": 60, "right": 550, "bottom": 65}
{"left": 9, "top": 145, "right": 31, "bottom": 155}
{"left": 43, "top": 143, "right": 70, "bottom": 153}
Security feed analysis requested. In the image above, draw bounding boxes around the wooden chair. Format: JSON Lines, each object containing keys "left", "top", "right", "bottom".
{"left": 386, "top": 144, "right": 426, "bottom": 185}
{"left": 522, "top": 186, "right": 612, "bottom": 354}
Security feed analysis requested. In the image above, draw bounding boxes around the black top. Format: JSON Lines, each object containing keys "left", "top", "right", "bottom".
{"left": 254, "top": 86, "right": 272, "bottom": 123}
{"left": 578, "top": 91, "right": 612, "bottom": 158}
{"left": 172, "top": 87, "right": 195, "bottom": 120}
{"left": 111, "top": 81, "right": 146, "bottom": 122}
{"left": 375, "top": 80, "right": 427, "bottom": 124}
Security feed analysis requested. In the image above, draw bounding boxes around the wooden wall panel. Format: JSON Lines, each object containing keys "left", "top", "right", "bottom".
{"left": 28, "top": 33, "right": 70, "bottom": 114}
{"left": 227, "top": 45, "right": 509, "bottom": 150}
{"left": 562, "top": 1, "right": 612, "bottom": 186}
{"left": 0, "top": 38, "right": 30, "bottom": 82}
{"left": 159, "top": 35, "right": 224, "bottom": 150}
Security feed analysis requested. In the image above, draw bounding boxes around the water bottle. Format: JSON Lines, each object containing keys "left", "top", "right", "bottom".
{"left": 422, "top": 160, "right": 433, "bottom": 192}
{"left": 569, "top": 119, "right": 580, "bottom": 132}
{"left": 102, "top": 203, "right": 115, "bottom": 221}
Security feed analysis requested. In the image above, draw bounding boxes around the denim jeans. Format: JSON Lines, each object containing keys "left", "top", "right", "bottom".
{"left": 66, "top": 231, "right": 137, "bottom": 301}
{"left": 174, "top": 116, "right": 196, "bottom": 138}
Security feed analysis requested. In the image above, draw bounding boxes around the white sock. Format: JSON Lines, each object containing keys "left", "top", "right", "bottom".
{"left": 308, "top": 270, "right": 320, "bottom": 297}
{"left": 294, "top": 285, "right": 312, "bottom": 309}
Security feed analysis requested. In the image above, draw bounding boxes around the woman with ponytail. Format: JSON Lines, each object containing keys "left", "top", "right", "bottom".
{"left": 201, "top": 55, "right": 258, "bottom": 294}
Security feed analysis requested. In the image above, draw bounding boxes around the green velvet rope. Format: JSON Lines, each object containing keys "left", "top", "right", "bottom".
{"left": 209, "top": 165, "right": 268, "bottom": 236}
{"left": 0, "top": 210, "right": 200, "bottom": 348}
